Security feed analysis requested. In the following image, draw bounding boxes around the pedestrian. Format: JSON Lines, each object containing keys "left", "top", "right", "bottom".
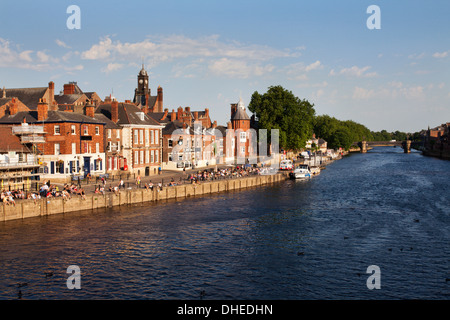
{"left": 120, "top": 179, "right": 124, "bottom": 189}
{"left": 158, "top": 166, "right": 162, "bottom": 175}
{"left": 136, "top": 176, "right": 141, "bottom": 188}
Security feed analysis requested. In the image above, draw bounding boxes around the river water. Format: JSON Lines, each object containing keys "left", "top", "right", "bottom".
{"left": 0, "top": 147, "right": 448, "bottom": 300}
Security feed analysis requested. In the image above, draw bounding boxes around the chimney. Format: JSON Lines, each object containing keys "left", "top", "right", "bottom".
{"left": 194, "top": 111, "right": 199, "bottom": 121}
{"left": 185, "top": 106, "right": 190, "bottom": 113}
{"left": 37, "top": 98, "right": 48, "bottom": 121}
{"left": 177, "top": 107, "right": 183, "bottom": 120}
{"left": 48, "top": 81, "right": 55, "bottom": 108}
{"left": 212, "top": 121, "right": 217, "bottom": 128}
{"left": 227, "top": 121, "right": 232, "bottom": 129}
{"left": 104, "top": 96, "right": 112, "bottom": 103}
{"left": 63, "top": 83, "right": 75, "bottom": 95}
{"left": 157, "top": 86, "right": 163, "bottom": 113}
{"left": 2, "top": 86, "right": 5, "bottom": 98}
{"left": 85, "top": 100, "right": 95, "bottom": 118}
{"left": 161, "top": 108, "right": 169, "bottom": 121}
{"left": 171, "top": 109, "right": 176, "bottom": 122}
{"left": 205, "top": 108, "right": 209, "bottom": 119}
{"left": 9, "top": 97, "right": 18, "bottom": 115}
{"left": 111, "top": 100, "right": 119, "bottom": 123}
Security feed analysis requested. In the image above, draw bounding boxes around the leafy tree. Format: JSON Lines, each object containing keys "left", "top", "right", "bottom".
{"left": 248, "top": 85, "right": 315, "bottom": 151}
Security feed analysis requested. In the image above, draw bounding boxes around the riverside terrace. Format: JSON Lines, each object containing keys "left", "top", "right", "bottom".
{"left": 0, "top": 164, "right": 276, "bottom": 205}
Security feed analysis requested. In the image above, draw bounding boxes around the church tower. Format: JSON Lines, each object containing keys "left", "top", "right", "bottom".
{"left": 133, "top": 64, "right": 151, "bottom": 106}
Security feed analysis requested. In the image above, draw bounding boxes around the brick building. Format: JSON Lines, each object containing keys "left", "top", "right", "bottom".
{"left": 0, "top": 98, "right": 106, "bottom": 183}
{"left": 133, "top": 65, "right": 163, "bottom": 113}
{"left": 96, "top": 99, "right": 164, "bottom": 176}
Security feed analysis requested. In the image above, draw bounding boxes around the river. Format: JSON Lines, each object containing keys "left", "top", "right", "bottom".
{"left": 0, "top": 147, "right": 448, "bottom": 300}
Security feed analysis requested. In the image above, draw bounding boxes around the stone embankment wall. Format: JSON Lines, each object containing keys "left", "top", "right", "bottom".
{"left": 1, "top": 173, "right": 287, "bottom": 222}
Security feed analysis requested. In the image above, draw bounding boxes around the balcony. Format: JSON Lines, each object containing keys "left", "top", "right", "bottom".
{"left": 12, "top": 125, "right": 45, "bottom": 135}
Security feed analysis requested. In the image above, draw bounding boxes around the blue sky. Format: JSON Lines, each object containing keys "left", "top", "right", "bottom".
{"left": 1, "top": 0, "right": 449, "bottom": 132}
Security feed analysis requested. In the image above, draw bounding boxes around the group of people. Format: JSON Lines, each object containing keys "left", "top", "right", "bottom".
{"left": 186, "top": 165, "right": 261, "bottom": 184}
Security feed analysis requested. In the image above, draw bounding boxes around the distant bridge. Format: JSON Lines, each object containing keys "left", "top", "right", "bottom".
{"left": 353, "top": 140, "right": 411, "bottom": 153}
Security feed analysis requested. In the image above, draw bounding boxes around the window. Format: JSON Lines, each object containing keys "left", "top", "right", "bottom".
{"left": 155, "top": 150, "right": 159, "bottom": 163}
{"left": 240, "top": 132, "right": 246, "bottom": 142}
{"left": 145, "top": 150, "right": 149, "bottom": 163}
{"left": 240, "top": 146, "right": 245, "bottom": 154}
{"left": 150, "top": 130, "right": 154, "bottom": 144}
{"left": 71, "top": 125, "right": 76, "bottom": 135}
{"left": 139, "top": 130, "right": 144, "bottom": 144}
{"left": 140, "top": 150, "right": 144, "bottom": 164}
{"left": 134, "top": 130, "right": 138, "bottom": 145}
{"left": 84, "top": 126, "right": 88, "bottom": 135}
{"left": 54, "top": 125, "right": 60, "bottom": 135}
{"left": 155, "top": 130, "right": 159, "bottom": 144}
{"left": 151, "top": 150, "right": 154, "bottom": 163}
{"left": 18, "top": 153, "right": 24, "bottom": 163}
{"left": 95, "top": 126, "right": 100, "bottom": 135}
{"left": 55, "top": 143, "right": 60, "bottom": 155}
{"left": 107, "top": 129, "right": 111, "bottom": 138}
{"left": 145, "top": 130, "right": 149, "bottom": 146}
{"left": 168, "top": 139, "right": 173, "bottom": 147}
{"left": 134, "top": 151, "right": 139, "bottom": 164}
{"left": 116, "top": 130, "right": 120, "bottom": 139}
{"left": 72, "top": 143, "right": 76, "bottom": 154}
{"left": 96, "top": 143, "right": 100, "bottom": 154}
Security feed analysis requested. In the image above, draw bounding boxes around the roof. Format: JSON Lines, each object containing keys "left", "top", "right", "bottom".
{"left": 95, "top": 102, "right": 162, "bottom": 126}
{"left": 94, "top": 113, "right": 121, "bottom": 129}
{"left": 0, "top": 97, "right": 13, "bottom": 106}
{"left": 0, "top": 110, "right": 106, "bottom": 125}
{"left": 54, "top": 93, "right": 87, "bottom": 105}
{"left": 231, "top": 97, "right": 250, "bottom": 120}
{"left": 4, "top": 87, "right": 48, "bottom": 109}
{"left": 231, "top": 107, "right": 250, "bottom": 120}
{"left": 0, "top": 126, "right": 31, "bottom": 153}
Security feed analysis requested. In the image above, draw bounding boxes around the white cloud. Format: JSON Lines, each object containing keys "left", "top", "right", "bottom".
{"left": 432, "top": 51, "right": 449, "bottom": 58}
{"left": 305, "top": 60, "right": 322, "bottom": 72}
{"left": 101, "top": 62, "right": 124, "bottom": 73}
{"left": 81, "top": 35, "right": 301, "bottom": 68}
{"left": 37, "top": 51, "right": 50, "bottom": 63}
{"left": 208, "top": 58, "right": 274, "bottom": 78}
{"left": 330, "top": 65, "right": 377, "bottom": 78}
{"left": 352, "top": 87, "right": 375, "bottom": 100}
{"left": 55, "top": 39, "right": 71, "bottom": 49}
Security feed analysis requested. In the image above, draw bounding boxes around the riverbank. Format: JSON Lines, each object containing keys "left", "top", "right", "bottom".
{"left": 1, "top": 172, "right": 288, "bottom": 222}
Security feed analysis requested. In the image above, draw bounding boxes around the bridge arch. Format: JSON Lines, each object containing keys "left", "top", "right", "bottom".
{"left": 356, "top": 140, "right": 411, "bottom": 153}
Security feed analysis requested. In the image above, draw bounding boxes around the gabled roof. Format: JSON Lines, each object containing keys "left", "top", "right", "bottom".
{"left": 4, "top": 87, "right": 48, "bottom": 109}
{"left": 54, "top": 93, "right": 88, "bottom": 105}
{"left": 95, "top": 102, "right": 162, "bottom": 126}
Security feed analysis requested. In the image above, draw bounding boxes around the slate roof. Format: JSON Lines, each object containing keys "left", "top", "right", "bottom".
{"left": 231, "top": 107, "right": 250, "bottom": 120}
{"left": 95, "top": 102, "right": 162, "bottom": 126}
{"left": 54, "top": 93, "right": 87, "bottom": 105}
{"left": 4, "top": 87, "right": 48, "bottom": 110}
{"left": 0, "top": 110, "right": 106, "bottom": 125}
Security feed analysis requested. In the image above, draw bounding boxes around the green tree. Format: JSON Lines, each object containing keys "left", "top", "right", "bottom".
{"left": 248, "top": 85, "right": 315, "bottom": 151}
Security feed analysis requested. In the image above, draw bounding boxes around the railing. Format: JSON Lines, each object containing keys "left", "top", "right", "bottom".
{"left": 11, "top": 125, "right": 45, "bottom": 135}
{"left": 0, "top": 158, "right": 39, "bottom": 167}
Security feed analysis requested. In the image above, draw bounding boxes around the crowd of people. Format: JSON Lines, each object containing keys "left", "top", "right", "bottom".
{"left": 1, "top": 165, "right": 272, "bottom": 205}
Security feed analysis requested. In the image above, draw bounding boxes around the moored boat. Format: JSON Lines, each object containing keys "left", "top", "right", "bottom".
{"left": 289, "top": 164, "right": 312, "bottom": 180}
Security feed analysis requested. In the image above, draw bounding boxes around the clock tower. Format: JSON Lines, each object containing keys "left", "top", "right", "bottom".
{"left": 133, "top": 64, "right": 151, "bottom": 106}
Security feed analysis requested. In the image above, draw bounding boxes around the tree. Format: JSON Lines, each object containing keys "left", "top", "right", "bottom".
{"left": 248, "top": 85, "right": 315, "bottom": 151}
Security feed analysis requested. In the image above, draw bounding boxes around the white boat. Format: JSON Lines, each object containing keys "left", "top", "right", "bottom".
{"left": 289, "top": 164, "right": 312, "bottom": 180}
